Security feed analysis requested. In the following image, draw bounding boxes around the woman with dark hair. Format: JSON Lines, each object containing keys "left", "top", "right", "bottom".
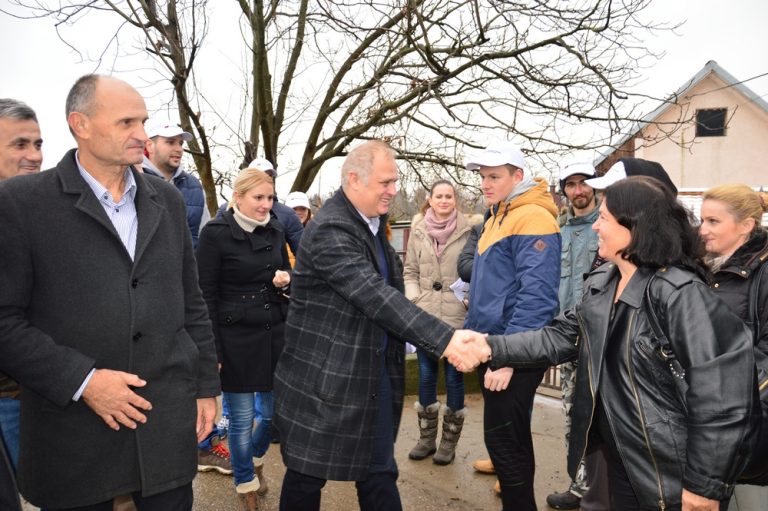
{"left": 196, "top": 167, "right": 291, "bottom": 510}
{"left": 700, "top": 184, "right": 768, "bottom": 510}
{"left": 404, "top": 180, "right": 472, "bottom": 465}
{"left": 480, "top": 176, "right": 758, "bottom": 510}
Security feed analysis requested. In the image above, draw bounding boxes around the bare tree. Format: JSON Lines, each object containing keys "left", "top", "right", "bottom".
{"left": 4, "top": 0, "right": 671, "bottom": 208}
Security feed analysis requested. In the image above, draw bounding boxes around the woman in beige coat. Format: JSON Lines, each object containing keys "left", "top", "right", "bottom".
{"left": 404, "top": 180, "right": 472, "bottom": 465}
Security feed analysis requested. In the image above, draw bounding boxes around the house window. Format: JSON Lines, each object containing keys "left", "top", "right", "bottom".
{"left": 696, "top": 108, "right": 727, "bottom": 137}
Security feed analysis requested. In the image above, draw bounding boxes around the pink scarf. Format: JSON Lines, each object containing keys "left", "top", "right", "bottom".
{"left": 424, "top": 207, "right": 457, "bottom": 258}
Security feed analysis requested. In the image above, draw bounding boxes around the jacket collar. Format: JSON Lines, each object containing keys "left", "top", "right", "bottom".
{"left": 220, "top": 208, "right": 283, "bottom": 242}
{"left": 718, "top": 230, "right": 768, "bottom": 277}
{"left": 584, "top": 263, "right": 656, "bottom": 310}
{"left": 58, "top": 148, "right": 164, "bottom": 264}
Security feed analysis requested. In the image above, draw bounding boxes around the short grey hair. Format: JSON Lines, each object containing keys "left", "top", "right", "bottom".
{"left": 65, "top": 74, "right": 101, "bottom": 118}
{"left": 341, "top": 140, "right": 396, "bottom": 187}
{"left": 0, "top": 98, "right": 38, "bottom": 123}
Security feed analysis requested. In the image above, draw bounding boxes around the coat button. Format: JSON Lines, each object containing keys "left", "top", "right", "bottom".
{"left": 375, "top": 348, "right": 382, "bottom": 356}
{"left": 266, "top": 246, "right": 272, "bottom": 251}
{"left": 225, "top": 316, "right": 233, "bottom": 324}
{"left": 265, "top": 323, "right": 271, "bottom": 330}
{"left": 713, "top": 283, "right": 719, "bottom": 288}
{"left": 432, "top": 281, "right": 442, "bottom": 291}
{"left": 266, "top": 264, "right": 273, "bottom": 270}
{"left": 370, "top": 393, "right": 377, "bottom": 400}
{"left": 131, "top": 279, "right": 139, "bottom": 288}
{"left": 264, "top": 303, "right": 271, "bottom": 310}
{"left": 741, "top": 270, "right": 747, "bottom": 275}
{"left": 132, "top": 332, "right": 142, "bottom": 342}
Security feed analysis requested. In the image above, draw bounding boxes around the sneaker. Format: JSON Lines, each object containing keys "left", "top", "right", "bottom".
{"left": 217, "top": 416, "right": 230, "bottom": 438}
{"left": 198, "top": 443, "right": 233, "bottom": 475}
{"left": 546, "top": 489, "right": 581, "bottom": 510}
{"left": 472, "top": 458, "right": 496, "bottom": 474}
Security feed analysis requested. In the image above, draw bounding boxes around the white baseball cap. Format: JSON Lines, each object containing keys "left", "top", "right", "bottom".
{"left": 248, "top": 158, "right": 276, "bottom": 176}
{"left": 464, "top": 140, "right": 526, "bottom": 172}
{"left": 584, "top": 161, "right": 626, "bottom": 190}
{"left": 145, "top": 120, "right": 192, "bottom": 141}
{"left": 559, "top": 161, "right": 596, "bottom": 182}
{"left": 285, "top": 191, "right": 311, "bottom": 210}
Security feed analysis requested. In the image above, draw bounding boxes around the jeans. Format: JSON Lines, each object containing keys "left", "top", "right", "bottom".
{"left": 416, "top": 349, "right": 464, "bottom": 411}
{"left": 224, "top": 391, "right": 274, "bottom": 485}
{"left": 0, "top": 397, "right": 20, "bottom": 471}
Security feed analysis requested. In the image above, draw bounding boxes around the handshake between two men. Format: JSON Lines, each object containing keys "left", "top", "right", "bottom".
{"left": 442, "top": 330, "right": 492, "bottom": 373}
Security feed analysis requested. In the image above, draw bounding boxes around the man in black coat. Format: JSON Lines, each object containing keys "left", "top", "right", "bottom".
{"left": 0, "top": 75, "right": 220, "bottom": 510}
{"left": 273, "top": 140, "right": 490, "bottom": 510}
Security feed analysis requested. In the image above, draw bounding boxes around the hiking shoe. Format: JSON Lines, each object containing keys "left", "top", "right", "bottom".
{"left": 546, "top": 489, "right": 581, "bottom": 510}
{"left": 198, "top": 442, "right": 233, "bottom": 475}
{"left": 472, "top": 458, "right": 495, "bottom": 474}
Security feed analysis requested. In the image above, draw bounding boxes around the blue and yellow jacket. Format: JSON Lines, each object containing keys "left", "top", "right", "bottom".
{"left": 464, "top": 178, "right": 561, "bottom": 335}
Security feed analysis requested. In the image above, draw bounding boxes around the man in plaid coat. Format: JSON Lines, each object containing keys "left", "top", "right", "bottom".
{"left": 273, "top": 140, "right": 489, "bottom": 510}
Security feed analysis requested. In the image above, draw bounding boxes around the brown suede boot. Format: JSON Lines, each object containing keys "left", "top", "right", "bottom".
{"left": 254, "top": 460, "right": 268, "bottom": 496}
{"left": 408, "top": 401, "right": 440, "bottom": 460}
{"left": 433, "top": 406, "right": 466, "bottom": 465}
{"left": 236, "top": 479, "right": 261, "bottom": 511}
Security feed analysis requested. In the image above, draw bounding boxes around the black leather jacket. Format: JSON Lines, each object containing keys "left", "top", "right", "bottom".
{"left": 488, "top": 263, "right": 759, "bottom": 509}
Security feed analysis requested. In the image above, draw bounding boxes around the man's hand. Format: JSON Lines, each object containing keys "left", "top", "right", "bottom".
{"left": 81, "top": 369, "right": 152, "bottom": 431}
{"left": 484, "top": 367, "right": 514, "bottom": 392}
{"left": 443, "top": 329, "right": 491, "bottom": 372}
{"left": 196, "top": 397, "right": 218, "bottom": 443}
{"left": 682, "top": 489, "right": 720, "bottom": 511}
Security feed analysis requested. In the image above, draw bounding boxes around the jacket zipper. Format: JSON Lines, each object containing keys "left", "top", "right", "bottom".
{"left": 625, "top": 309, "right": 666, "bottom": 510}
{"left": 575, "top": 312, "right": 596, "bottom": 470}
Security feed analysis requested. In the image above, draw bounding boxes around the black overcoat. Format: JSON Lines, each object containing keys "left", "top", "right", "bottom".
{"left": 273, "top": 189, "right": 454, "bottom": 481}
{"left": 196, "top": 210, "right": 290, "bottom": 392}
{"left": 0, "top": 150, "right": 220, "bottom": 508}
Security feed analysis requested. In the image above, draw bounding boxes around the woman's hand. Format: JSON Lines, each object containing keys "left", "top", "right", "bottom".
{"left": 273, "top": 270, "right": 290, "bottom": 288}
{"left": 484, "top": 367, "right": 514, "bottom": 392}
{"left": 682, "top": 489, "right": 720, "bottom": 511}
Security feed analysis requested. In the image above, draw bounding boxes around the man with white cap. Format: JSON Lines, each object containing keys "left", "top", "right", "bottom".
{"left": 546, "top": 162, "right": 610, "bottom": 511}
{"left": 143, "top": 121, "right": 208, "bottom": 248}
{"left": 463, "top": 141, "right": 561, "bottom": 510}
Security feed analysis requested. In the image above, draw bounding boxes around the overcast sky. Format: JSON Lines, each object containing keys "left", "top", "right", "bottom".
{"left": 1, "top": 0, "right": 766, "bottom": 198}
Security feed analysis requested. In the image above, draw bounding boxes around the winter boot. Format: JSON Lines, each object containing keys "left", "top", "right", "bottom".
{"left": 236, "top": 479, "right": 261, "bottom": 511}
{"left": 408, "top": 401, "right": 440, "bottom": 460}
{"left": 253, "top": 457, "right": 268, "bottom": 496}
{"left": 432, "top": 406, "right": 466, "bottom": 465}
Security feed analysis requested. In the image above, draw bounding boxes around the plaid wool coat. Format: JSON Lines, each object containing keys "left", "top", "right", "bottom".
{"left": 273, "top": 189, "right": 454, "bottom": 481}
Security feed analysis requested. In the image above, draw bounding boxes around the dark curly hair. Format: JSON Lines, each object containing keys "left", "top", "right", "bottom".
{"left": 603, "top": 176, "right": 706, "bottom": 277}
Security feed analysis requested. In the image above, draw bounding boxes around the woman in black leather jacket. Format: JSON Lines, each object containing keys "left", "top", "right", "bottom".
{"left": 486, "top": 176, "right": 759, "bottom": 510}
{"left": 700, "top": 184, "right": 768, "bottom": 510}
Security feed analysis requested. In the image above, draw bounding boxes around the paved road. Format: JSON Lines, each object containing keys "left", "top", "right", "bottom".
{"left": 23, "top": 393, "right": 570, "bottom": 510}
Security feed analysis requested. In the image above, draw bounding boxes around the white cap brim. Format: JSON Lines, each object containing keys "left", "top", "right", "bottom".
{"left": 584, "top": 162, "right": 626, "bottom": 190}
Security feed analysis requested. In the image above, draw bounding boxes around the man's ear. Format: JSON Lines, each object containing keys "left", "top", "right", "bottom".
{"left": 347, "top": 170, "right": 360, "bottom": 191}
{"left": 145, "top": 138, "right": 155, "bottom": 158}
{"left": 67, "top": 112, "right": 88, "bottom": 139}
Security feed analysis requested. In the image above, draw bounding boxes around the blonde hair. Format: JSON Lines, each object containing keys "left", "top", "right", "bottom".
{"left": 229, "top": 168, "right": 274, "bottom": 208}
{"left": 703, "top": 184, "right": 768, "bottom": 233}
{"left": 341, "top": 140, "right": 396, "bottom": 188}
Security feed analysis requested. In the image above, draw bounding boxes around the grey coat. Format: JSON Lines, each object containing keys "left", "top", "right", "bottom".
{"left": 0, "top": 150, "right": 220, "bottom": 508}
{"left": 273, "top": 189, "right": 454, "bottom": 481}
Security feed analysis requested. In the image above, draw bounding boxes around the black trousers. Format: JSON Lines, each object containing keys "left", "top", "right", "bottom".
{"left": 480, "top": 365, "right": 545, "bottom": 511}
{"left": 45, "top": 483, "right": 193, "bottom": 511}
{"left": 279, "top": 468, "right": 402, "bottom": 511}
